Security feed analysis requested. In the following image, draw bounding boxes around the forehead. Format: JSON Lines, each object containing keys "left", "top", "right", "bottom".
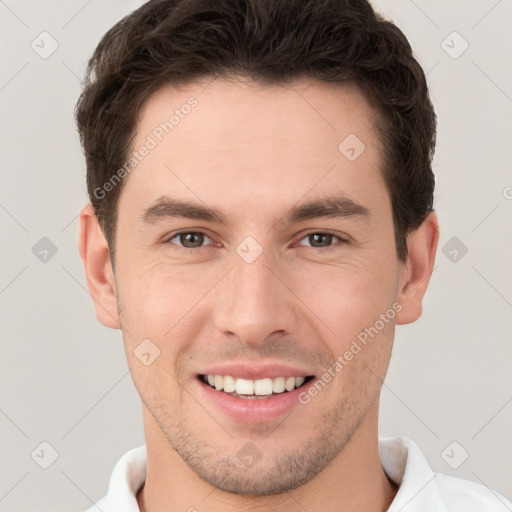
{"left": 122, "top": 76, "right": 387, "bottom": 218}
{"left": 137, "top": 76, "right": 379, "bottom": 149}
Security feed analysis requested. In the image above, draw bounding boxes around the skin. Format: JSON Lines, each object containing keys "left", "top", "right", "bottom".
{"left": 79, "top": 77, "right": 438, "bottom": 512}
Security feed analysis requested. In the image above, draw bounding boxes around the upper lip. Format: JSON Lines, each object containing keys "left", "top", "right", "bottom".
{"left": 198, "top": 362, "right": 313, "bottom": 380}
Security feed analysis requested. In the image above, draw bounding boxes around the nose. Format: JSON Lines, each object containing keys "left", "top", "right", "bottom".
{"left": 212, "top": 247, "right": 297, "bottom": 347}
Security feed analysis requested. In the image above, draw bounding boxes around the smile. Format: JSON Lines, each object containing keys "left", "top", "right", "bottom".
{"left": 196, "top": 363, "right": 317, "bottom": 422}
{"left": 201, "top": 374, "right": 313, "bottom": 398}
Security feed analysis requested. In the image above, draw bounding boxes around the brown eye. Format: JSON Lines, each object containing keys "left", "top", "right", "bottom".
{"left": 169, "top": 232, "right": 211, "bottom": 248}
{"left": 310, "top": 233, "right": 332, "bottom": 247}
{"left": 300, "top": 233, "right": 340, "bottom": 248}
{"left": 299, "top": 231, "right": 346, "bottom": 250}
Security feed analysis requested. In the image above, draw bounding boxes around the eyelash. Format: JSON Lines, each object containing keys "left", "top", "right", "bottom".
{"left": 164, "top": 230, "right": 348, "bottom": 252}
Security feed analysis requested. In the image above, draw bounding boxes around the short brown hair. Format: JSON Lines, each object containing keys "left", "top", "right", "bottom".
{"left": 76, "top": 0, "right": 436, "bottom": 262}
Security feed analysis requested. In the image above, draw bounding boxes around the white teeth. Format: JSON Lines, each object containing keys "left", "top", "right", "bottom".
{"left": 235, "top": 378, "right": 254, "bottom": 395}
{"left": 285, "top": 377, "right": 296, "bottom": 392}
{"left": 223, "top": 375, "right": 236, "bottom": 393}
{"left": 254, "top": 378, "right": 273, "bottom": 395}
{"left": 203, "top": 374, "right": 309, "bottom": 396}
{"left": 272, "top": 376, "right": 285, "bottom": 393}
{"left": 214, "top": 375, "right": 224, "bottom": 391}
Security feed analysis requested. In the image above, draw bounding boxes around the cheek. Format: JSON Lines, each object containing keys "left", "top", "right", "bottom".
{"left": 115, "top": 261, "right": 225, "bottom": 390}
{"left": 128, "top": 360, "right": 184, "bottom": 425}
{"left": 289, "top": 258, "right": 399, "bottom": 342}
{"left": 116, "top": 266, "right": 194, "bottom": 403}
{"left": 295, "top": 263, "right": 397, "bottom": 410}
{"left": 117, "top": 259, "right": 216, "bottom": 335}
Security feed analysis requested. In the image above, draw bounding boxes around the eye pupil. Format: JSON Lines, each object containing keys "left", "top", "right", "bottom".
{"left": 309, "top": 233, "right": 332, "bottom": 247}
{"left": 180, "top": 232, "right": 204, "bottom": 248}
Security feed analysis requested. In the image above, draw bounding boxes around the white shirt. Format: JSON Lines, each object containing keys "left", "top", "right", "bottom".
{"left": 85, "top": 436, "right": 512, "bottom": 511}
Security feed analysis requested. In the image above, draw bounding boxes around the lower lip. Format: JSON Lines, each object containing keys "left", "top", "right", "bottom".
{"left": 196, "top": 378, "right": 313, "bottom": 423}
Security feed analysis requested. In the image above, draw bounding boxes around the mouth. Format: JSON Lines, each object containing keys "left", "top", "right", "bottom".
{"left": 195, "top": 363, "right": 317, "bottom": 423}
{"left": 200, "top": 374, "right": 314, "bottom": 399}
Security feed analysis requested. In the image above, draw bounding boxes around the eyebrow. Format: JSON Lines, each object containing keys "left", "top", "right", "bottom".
{"left": 284, "top": 195, "right": 370, "bottom": 224}
{"left": 141, "top": 194, "right": 370, "bottom": 226}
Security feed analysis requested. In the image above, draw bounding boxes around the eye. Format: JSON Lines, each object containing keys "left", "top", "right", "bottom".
{"left": 165, "top": 230, "right": 346, "bottom": 251}
{"left": 297, "top": 232, "right": 345, "bottom": 249}
{"left": 167, "top": 231, "right": 213, "bottom": 249}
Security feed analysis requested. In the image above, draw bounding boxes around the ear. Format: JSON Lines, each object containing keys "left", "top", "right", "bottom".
{"left": 78, "top": 204, "right": 121, "bottom": 329}
{"left": 395, "top": 212, "right": 439, "bottom": 325}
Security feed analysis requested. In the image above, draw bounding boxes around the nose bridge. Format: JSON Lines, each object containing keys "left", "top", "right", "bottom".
{"left": 212, "top": 242, "right": 296, "bottom": 345}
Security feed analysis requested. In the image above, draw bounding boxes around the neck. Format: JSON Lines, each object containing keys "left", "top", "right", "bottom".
{"left": 137, "top": 403, "right": 397, "bottom": 512}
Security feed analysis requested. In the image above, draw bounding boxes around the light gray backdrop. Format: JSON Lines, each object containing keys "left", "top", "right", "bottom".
{"left": 1, "top": 1, "right": 511, "bottom": 510}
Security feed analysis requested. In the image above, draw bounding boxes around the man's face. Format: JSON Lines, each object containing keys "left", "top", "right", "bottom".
{"left": 113, "top": 78, "right": 405, "bottom": 494}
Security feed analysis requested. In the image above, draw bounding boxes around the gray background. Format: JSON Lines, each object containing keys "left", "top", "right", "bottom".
{"left": 1, "top": 0, "right": 511, "bottom": 510}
